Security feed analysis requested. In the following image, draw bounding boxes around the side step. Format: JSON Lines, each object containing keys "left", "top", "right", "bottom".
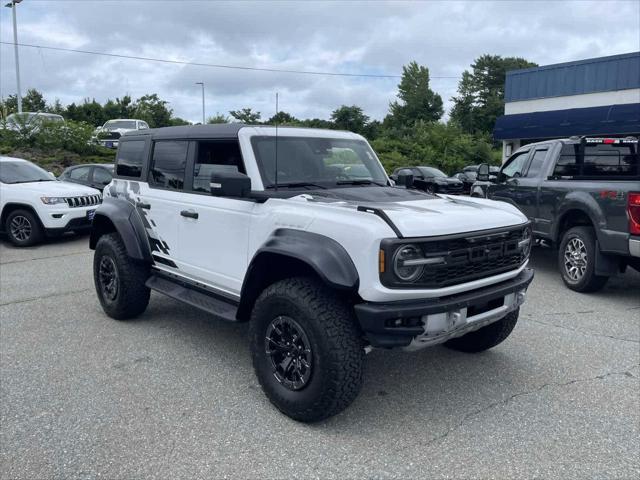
{"left": 146, "top": 274, "right": 239, "bottom": 322}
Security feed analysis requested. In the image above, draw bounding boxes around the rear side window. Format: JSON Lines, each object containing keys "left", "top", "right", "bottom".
{"left": 150, "top": 140, "right": 188, "bottom": 190}
{"left": 116, "top": 140, "right": 146, "bottom": 178}
{"left": 524, "top": 149, "right": 547, "bottom": 178}
{"left": 554, "top": 143, "right": 639, "bottom": 177}
{"left": 69, "top": 166, "right": 91, "bottom": 181}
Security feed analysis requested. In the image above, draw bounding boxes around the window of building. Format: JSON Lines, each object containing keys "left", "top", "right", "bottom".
{"left": 150, "top": 141, "right": 188, "bottom": 189}
{"left": 191, "top": 141, "right": 244, "bottom": 193}
{"left": 115, "top": 140, "right": 146, "bottom": 178}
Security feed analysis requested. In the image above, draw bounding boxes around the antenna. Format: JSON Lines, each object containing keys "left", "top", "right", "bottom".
{"left": 274, "top": 92, "right": 279, "bottom": 191}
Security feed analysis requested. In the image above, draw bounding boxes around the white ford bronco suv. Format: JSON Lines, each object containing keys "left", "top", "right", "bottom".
{"left": 90, "top": 124, "right": 534, "bottom": 422}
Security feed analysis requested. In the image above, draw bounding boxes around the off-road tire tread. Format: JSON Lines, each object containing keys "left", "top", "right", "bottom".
{"left": 250, "top": 277, "right": 363, "bottom": 422}
{"left": 558, "top": 226, "right": 608, "bottom": 293}
{"left": 444, "top": 309, "right": 519, "bottom": 353}
{"left": 5, "top": 209, "right": 44, "bottom": 247}
{"left": 94, "top": 232, "right": 150, "bottom": 320}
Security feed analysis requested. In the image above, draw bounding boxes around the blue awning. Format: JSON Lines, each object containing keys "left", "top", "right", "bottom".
{"left": 493, "top": 103, "right": 640, "bottom": 140}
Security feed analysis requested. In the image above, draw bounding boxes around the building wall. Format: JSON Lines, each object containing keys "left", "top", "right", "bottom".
{"left": 505, "top": 88, "right": 640, "bottom": 115}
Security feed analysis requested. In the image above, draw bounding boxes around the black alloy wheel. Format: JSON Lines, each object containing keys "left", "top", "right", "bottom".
{"left": 265, "top": 315, "right": 313, "bottom": 391}
{"left": 98, "top": 256, "right": 119, "bottom": 301}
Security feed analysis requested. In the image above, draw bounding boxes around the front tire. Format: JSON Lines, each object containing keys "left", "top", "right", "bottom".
{"left": 558, "top": 226, "right": 608, "bottom": 292}
{"left": 5, "top": 209, "right": 44, "bottom": 247}
{"left": 93, "top": 233, "right": 150, "bottom": 320}
{"left": 249, "top": 277, "right": 364, "bottom": 422}
{"left": 444, "top": 309, "right": 519, "bottom": 353}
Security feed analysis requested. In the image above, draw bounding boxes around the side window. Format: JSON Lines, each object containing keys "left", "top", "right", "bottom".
{"left": 69, "top": 166, "right": 91, "bottom": 181}
{"left": 93, "top": 167, "right": 112, "bottom": 185}
{"left": 191, "top": 140, "right": 244, "bottom": 193}
{"left": 501, "top": 151, "right": 529, "bottom": 178}
{"left": 524, "top": 149, "right": 547, "bottom": 178}
{"left": 139, "top": 121, "right": 149, "bottom": 130}
{"left": 150, "top": 140, "right": 188, "bottom": 190}
{"left": 412, "top": 168, "right": 424, "bottom": 179}
{"left": 115, "top": 140, "right": 146, "bottom": 178}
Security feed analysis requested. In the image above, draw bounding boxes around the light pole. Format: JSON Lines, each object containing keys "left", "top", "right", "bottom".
{"left": 5, "top": 0, "right": 23, "bottom": 113}
{"left": 195, "top": 82, "right": 205, "bottom": 124}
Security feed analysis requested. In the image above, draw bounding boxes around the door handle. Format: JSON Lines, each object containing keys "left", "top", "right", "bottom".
{"left": 180, "top": 209, "right": 199, "bottom": 219}
{"left": 136, "top": 202, "right": 151, "bottom": 210}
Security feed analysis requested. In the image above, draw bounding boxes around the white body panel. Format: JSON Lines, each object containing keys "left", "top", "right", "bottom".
{"left": 0, "top": 157, "right": 101, "bottom": 230}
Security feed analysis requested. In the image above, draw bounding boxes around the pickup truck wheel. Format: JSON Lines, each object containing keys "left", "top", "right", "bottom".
{"left": 5, "top": 209, "right": 43, "bottom": 247}
{"left": 444, "top": 309, "right": 519, "bottom": 353}
{"left": 93, "top": 233, "right": 150, "bottom": 320}
{"left": 558, "top": 226, "right": 608, "bottom": 292}
{"left": 249, "top": 277, "right": 364, "bottom": 422}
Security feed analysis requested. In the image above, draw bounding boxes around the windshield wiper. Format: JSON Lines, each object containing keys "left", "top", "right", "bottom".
{"left": 266, "top": 182, "right": 327, "bottom": 190}
{"left": 336, "top": 179, "right": 387, "bottom": 186}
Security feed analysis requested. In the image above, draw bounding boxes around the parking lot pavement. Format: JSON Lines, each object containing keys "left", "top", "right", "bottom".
{"left": 1, "top": 235, "right": 638, "bottom": 479}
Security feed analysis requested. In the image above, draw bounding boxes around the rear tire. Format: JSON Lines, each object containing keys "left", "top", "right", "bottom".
{"left": 558, "top": 226, "right": 608, "bottom": 292}
{"left": 249, "top": 277, "right": 364, "bottom": 422}
{"left": 444, "top": 309, "right": 519, "bottom": 353}
{"left": 93, "top": 233, "right": 150, "bottom": 320}
{"left": 5, "top": 209, "right": 44, "bottom": 247}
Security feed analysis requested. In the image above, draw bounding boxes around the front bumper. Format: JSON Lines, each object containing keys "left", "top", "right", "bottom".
{"left": 98, "top": 139, "right": 119, "bottom": 149}
{"left": 41, "top": 205, "right": 98, "bottom": 234}
{"left": 354, "top": 268, "right": 534, "bottom": 350}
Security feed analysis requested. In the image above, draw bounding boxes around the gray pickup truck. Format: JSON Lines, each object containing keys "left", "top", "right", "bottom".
{"left": 472, "top": 136, "right": 639, "bottom": 292}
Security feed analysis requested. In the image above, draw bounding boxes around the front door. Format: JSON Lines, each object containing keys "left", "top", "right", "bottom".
{"left": 175, "top": 139, "right": 254, "bottom": 297}
{"left": 488, "top": 149, "right": 530, "bottom": 210}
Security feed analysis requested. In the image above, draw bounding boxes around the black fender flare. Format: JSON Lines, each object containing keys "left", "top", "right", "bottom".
{"left": 89, "top": 197, "right": 152, "bottom": 262}
{"left": 237, "top": 229, "right": 359, "bottom": 320}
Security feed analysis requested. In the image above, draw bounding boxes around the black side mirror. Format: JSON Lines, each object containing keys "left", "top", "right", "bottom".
{"left": 396, "top": 168, "right": 414, "bottom": 188}
{"left": 477, "top": 163, "right": 490, "bottom": 182}
{"left": 210, "top": 170, "right": 251, "bottom": 197}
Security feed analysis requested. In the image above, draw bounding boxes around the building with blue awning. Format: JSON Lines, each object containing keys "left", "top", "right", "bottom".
{"left": 494, "top": 52, "right": 640, "bottom": 161}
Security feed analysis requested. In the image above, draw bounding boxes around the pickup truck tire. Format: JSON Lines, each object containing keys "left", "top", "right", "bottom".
{"left": 93, "top": 233, "right": 150, "bottom": 320}
{"left": 249, "top": 277, "right": 364, "bottom": 422}
{"left": 558, "top": 226, "right": 609, "bottom": 292}
{"left": 444, "top": 309, "right": 519, "bottom": 353}
{"left": 5, "top": 209, "right": 44, "bottom": 247}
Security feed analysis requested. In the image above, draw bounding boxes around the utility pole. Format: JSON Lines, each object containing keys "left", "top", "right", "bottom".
{"left": 5, "top": 0, "right": 23, "bottom": 113}
{"left": 195, "top": 82, "right": 205, "bottom": 124}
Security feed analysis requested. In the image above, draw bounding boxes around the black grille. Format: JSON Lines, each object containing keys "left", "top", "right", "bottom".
{"left": 101, "top": 131, "right": 121, "bottom": 140}
{"left": 64, "top": 195, "right": 102, "bottom": 208}
{"left": 381, "top": 225, "right": 529, "bottom": 289}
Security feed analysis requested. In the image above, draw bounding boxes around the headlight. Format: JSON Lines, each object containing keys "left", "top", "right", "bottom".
{"left": 40, "top": 197, "right": 67, "bottom": 205}
{"left": 392, "top": 244, "right": 424, "bottom": 282}
{"left": 519, "top": 225, "right": 533, "bottom": 258}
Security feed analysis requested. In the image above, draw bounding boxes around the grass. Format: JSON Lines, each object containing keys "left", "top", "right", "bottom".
{"left": 0, "top": 144, "right": 115, "bottom": 176}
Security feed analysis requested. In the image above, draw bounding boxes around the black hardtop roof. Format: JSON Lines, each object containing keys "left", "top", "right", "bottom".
{"left": 123, "top": 123, "right": 246, "bottom": 140}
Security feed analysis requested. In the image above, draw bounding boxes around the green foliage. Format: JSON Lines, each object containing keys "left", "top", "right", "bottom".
{"left": 207, "top": 113, "right": 231, "bottom": 124}
{"left": 1, "top": 89, "right": 47, "bottom": 113}
{"left": 450, "top": 54, "right": 537, "bottom": 135}
{"left": 65, "top": 98, "right": 106, "bottom": 126}
{"left": 387, "top": 61, "right": 444, "bottom": 128}
{"left": 229, "top": 108, "right": 261, "bottom": 123}
{"left": 134, "top": 93, "right": 172, "bottom": 128}
{"left": 266, "top": 111, "right": 298, "bottom": 125}
{"left": 169, "top": 117, "right": 192, "bottom": 126}
{"left": 330, "top": 105, "right": 370, "bottom": 134}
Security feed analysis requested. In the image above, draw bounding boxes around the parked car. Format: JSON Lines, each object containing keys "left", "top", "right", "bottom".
{"left": 390, "top": 166, "right": 463, "bottom": 194}
{"left": 90, "top": 124, "right": 533, "bottom": 422}
{"left": 452, "top": 172, "right": 474, "bottom": 193}
{"left": 94, "top": 119, "right": 149, "bottom": 148}
{"left": 3, "top": 112, "right": 65, "bottom": 133}
{"left": 59, "top": 164, "right": 114, "bottom": 192}
{"left": 0, "top": 156, "right": 102, "bottom": 246}
{"left": 471, "top": 136, "right": 639, "bottom": 292}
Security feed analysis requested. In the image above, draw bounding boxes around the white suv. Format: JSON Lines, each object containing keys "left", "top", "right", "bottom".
{"left": 0, "top": 157, "right": 102, "bottom": 246}
{"left": 90, "top": 124, "right": 534, "bottom": 421}
{"left": 95, "top": 119, "right": 149, "bottom": 149}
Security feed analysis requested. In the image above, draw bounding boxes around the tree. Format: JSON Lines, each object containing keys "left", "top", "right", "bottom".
{"left": 2, "top": 88, "right": 47, "bottom": 114}
{"left": 168, "top": 117, "right": 191, "bottom": 126}
{"left": 387, "top": 61, "right": 443, "bottom": 128}
{"left": 229, "top": 108, "right": 261, "bottom": 123}
{"left": 103, "top": 95, "right": 136, "bottom": 120}
{"left": 450, "top": 54, "right": 537, "bottom": 135}
{"left": 134, "top": 93, "right": 172, "bottom": 128}
{"left": 64, "top": 98, "right": 105, "bottom": 126}
{"left": 207, "top": 113, "right": 231, "bottom": 124}
{"left": 266, "top": 111, "right": 298, "bottom": 125}
{"left": 330, "top": 105, "right": 369, "bottom": 134}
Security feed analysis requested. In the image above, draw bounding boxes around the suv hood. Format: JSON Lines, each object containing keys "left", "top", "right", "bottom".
{"left": 295, "top": 187, "right": 527, "bottom": 237}
{"left": 15, "top": 181, "right": 101, "bottom": 197}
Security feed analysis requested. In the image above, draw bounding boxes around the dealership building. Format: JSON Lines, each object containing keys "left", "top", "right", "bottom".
{"left": 494, "top": 52, "right": 640, "bottom": 161}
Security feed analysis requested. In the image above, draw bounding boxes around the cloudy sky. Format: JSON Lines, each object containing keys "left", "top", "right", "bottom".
{"left": 0, "top": 0, "right": 638, "bottom": 123}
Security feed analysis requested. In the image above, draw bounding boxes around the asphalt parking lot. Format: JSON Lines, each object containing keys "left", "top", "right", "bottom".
{"left": 1, "top": 235, "right": 638, "bottom": 479}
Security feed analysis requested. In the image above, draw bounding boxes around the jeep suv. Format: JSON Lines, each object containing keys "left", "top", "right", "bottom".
{"left": 90, "top": 124, "right": 534, "bottom": 422}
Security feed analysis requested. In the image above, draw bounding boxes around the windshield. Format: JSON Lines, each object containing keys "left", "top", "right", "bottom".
{"left": 251, "top": 136, "right": 388, "bottom": 188}
{"left": 418, "top": 167, "right": 447, "bottom": 178}
{"left": 105, "top": 120, "right": 137, "bottom": 130}
{"left": 0, "top": 161, "right": 54, "bottom": 184}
